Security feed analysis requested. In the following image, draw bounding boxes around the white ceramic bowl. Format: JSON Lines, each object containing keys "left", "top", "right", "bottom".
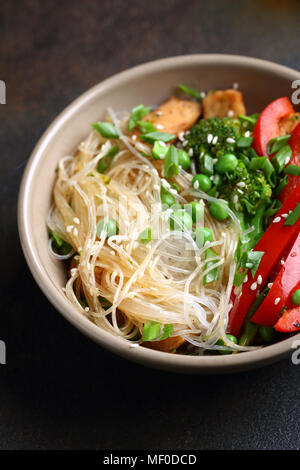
{"left": 18, "top": 54, "right": 300, "bottom": 374}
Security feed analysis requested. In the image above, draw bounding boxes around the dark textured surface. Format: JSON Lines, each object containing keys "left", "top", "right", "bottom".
{"left": 1, "top": 0, "right": 300, "bottom": 450}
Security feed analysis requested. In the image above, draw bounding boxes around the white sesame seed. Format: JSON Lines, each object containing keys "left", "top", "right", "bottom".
{"left": 156, "top": 124, "right": 164, "bottom": 130}
{"left": 188, "top": 148, "right": 194, "bottom": 157}
{"left": 280, "top": 259, "right": 285, "bottom": 265}
{"left": 257, "top": 275, "right": 262, "bottom": 285}
{"left": 267, "top": 283, "right": 273, "bottom": 289}
{"left": 200, "top": 92, "right": 206, "bottom": 99}
{"left": 66, "top": 225, "right": 73, "bottom": 232}
{"left": 185, "top": 131, "right": 190, "bottom": 135}
{"left": 156, "top": 111, "right": 163, "bottom": 116}
{"left": 132, "top": 134, "right": 137, "bottom": 141}
{"left": 193, "top": 180, "right": 200, "bottom": 190}
{"left": 233, "top": 82, "right": 239, "bottom": 90}
{"left": 237, "top": 182, "right": 246, "bottom": 188}
{"left": 73, "top": 228, "right": 78, "bottom": 236}
{"left": 182, "top": 140, "right": 188, "bottom": 147}
{"left": 207, "top": 134, "right": 213, "bottom": 144}
{"left": 244, "top": 130, "right": 251, "bottom": 138}
{"left": 226, "top": 137, "right": 235, "bottom": 144}
{"left": 274, "top": 297, "right": 280, "bottom": 305}
{"left": 281, "top": 213, "right": 288, "bottom": 218}
{"left": 212, "top": 135, "right": 218, "bottom": 145}
{"left": 233, "top": 195, "right": 238, "bottom": 204}
{"left": 213, "top": 158, "right": 218, "bottom": 164}
{"left": 73, "top": 217, "right": 80, "bottom": 224}
{"left": 244, "top": 274, "right": 248, "bottom": 283}
{"left": 273, "top": 216, "right": 281, "bottom": 223}
{"left": 250, "top": 282, "right": 257, "bottom": 291}
{"left": 85, "top": 307, "right": 90, "bottom": 312}
{"left": 227, "top": 110, "right": 234, "bottom": 118}
{"left": 178, "top": 131, "right": 185, "bottom": 142}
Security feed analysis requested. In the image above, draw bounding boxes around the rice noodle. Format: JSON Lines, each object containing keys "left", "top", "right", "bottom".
{"left": 47, "top": 108, "right": 259, "bottom": 353}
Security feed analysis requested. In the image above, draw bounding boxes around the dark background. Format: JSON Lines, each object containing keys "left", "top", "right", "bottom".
{"left": 1, "top": 0, "right": 300, "bottom": 450}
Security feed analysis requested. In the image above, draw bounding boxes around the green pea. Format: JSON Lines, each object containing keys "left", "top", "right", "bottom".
{"left": 192, "top": 173, "right": 212, "bottom": 192}
{"left": 186, "top": 201, "right": 205, "bottom": 223}
{"left": 193, "top": 226, "right": 213, "bottom": 248}
{"left": 178, "top": 150, "right": 190, "bottom": 171}
{"left": 217, "top": 334, "right": 238, "bottom": 354}
{"left": 292, "top": 289, "right": 300, "bottom": 306}
{"left": 97, "top": 218, "right": 119, "bottom": 238}
{"left": 209, "top": 201, "right": 229, "bottom": 221}
{"left": 170, "top": 209, "right": 193, "bottom": 231}
{"left": 215, "top": 153, "right": 238, "bottom": 174}
{"left": 161, "top": 187, "right": 175, "bottom": 208}
{"left": 258, "top": 326, "right": 277, "bottom": 343}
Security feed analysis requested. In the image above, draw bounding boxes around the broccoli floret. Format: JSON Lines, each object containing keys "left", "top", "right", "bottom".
{"left": 218, "top": 162, "right": 272, "bottom": 215}
{"left": 185, "top": 117, "right": 244, "bottom": 158}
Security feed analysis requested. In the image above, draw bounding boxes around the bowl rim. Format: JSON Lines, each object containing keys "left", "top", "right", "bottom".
{"left": 18, "top": 53, "right": 300, "bottom": 374}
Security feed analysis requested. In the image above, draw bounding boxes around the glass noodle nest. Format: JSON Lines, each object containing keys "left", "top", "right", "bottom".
{"left": 47, "top": 108, "right": 258, "bottom": 354}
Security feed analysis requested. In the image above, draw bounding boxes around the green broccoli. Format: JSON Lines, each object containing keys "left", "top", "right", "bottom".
{"left": 185, "top": 117, "right": 245, "bottom": 159}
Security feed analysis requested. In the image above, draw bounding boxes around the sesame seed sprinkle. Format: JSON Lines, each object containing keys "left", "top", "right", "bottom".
{"left": 73, "top": 228, "right": 78, "bottom": 236}
{"left": 257, "top": 275, "right": 262, "bottom": 285}
{"left": 227, "top": 110, "right": 234, "bottom": 117}
{"left": 212, "top": 135, "right": 218, "bottom": 145}
{"left": 132, "top": 134, "right": 137, "bottom": 141}
{"left": 156, "top": 124, "right": 164, "bottom": 130}
{"left": 182, "top": 140, "right": 188, "bottom": 147}
{"left": 66, "top": 225, "right": 73, "bottom": 232}
{"left": 207, "top": 134, "right": 213, "bottom": 144}
{"left": 73, "top": 217, "right": 80, "bottom": 224}
{"left": 274, "top": 297, "right": 280, "bottom": 305}
{"left": 273, "top": 216, "right": 281, "bottom": 223}
{"left": 250, "top": 282, "right": 257, "bottom": 291}
{"left": 226, "top": 137, "right": 235, "bottom": 144}
{"left": 281, "top": 213, "right": 288, "bottom": 218}
{"left": 188, "top": 148, "right": 194, "bottom": 157}
{"left": 193, "top": 180, "right": 200, "bottom": 190}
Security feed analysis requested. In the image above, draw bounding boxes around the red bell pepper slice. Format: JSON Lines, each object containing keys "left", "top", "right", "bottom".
{"left": 275, "top": 307, "right": 300, "bottom": 332}
{"left": 227, "top": 182, "right": 300, "bottom": 337}
{"left": 278, "top": 121, "right": 300, "bottom": 203}
{"left": 253, "top": 97, "right": 294, "bottom": 156}
{"left": 251, "top": 233, "right": 300, "bottom": 327}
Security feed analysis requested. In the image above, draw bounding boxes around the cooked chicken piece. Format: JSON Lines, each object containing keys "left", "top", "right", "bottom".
{"left": 279, "top": 113, "right": 300, "bottom": 136}
{"left": 132, "top": 96, "right": 201, "bottom": 138}
{"left": 144, "top": 335, "right": 185, "bottom": 353}
{"left": 203, "top": 89, "right": 246, "bottom": 119}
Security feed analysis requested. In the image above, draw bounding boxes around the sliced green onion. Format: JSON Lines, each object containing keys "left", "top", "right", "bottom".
{"left": 152, "top": 141, "right": 169, "bottom": 160}
{"left": 92, "top": 122, "right": 119, "bottom": 139}
{"left": 140, "top": 131, "right": 176, "bottom": 144}
{"left": 97, "top": 145, "right": 119, "bottom": 173}
{"left": 51, "top": 231, "right": 63, "bottom": 247}
{"left": 139, "top": 227, "right": 153, "bottom": 244}
{"left": 96, "top": 218, "right": 119, "bottom": 238}
{"left": 178, "top": 84, "right": 202, "bottom": 100}
{"left": 284, "top": 202, "right": 300, "bottom": 226}
{"left": 274, "top": 175, "right": 289, "bottom": 196}
{"left": 240, "top": 250, "right": 264, "bottom": 278}
{"left": 272, "top": 145, "right": 292, "bottom": 173}
{"left": 238, "top": 114, "right": 259, "bottom": 130}
{"left": 267, "top": 134, "right": 290, "bottom": 155}
{"left": 136, "top": 120, "right": 157, "bottom": 134}
{"left": 142, "top": 321, "right": 174, "bottom": 342}
{"left": 203, "top": 248, "right": 219, "bottom": 285}
{"left": 236, "top": 136, "right": 254, "bottom": 148}
{"left": 50, "top": 231, "right": 73, "bottom": 255}
{"left": 284, "top": 164, "right": 300, "bottom": 176}
{"left": 128, "top": 104, "right": 151, "bottom": 131}
{"left": 202, "top": 153, "right": 214, "bottom": 176}
{"left": 164, "top": 145, "right": 179, "bottom": 178}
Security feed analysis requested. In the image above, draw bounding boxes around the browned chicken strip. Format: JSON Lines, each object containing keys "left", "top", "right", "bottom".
{"left": 144, "top": 335, "right": 185, "bottom": 353}
{"left": 132, "top": 96, "right": 202, "bottom": 137}
{"left": 278, "top": 113, "right": 300, "bottom": 136}
{"left": 203, "top": 89, "right": 246, "bottom": 119}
